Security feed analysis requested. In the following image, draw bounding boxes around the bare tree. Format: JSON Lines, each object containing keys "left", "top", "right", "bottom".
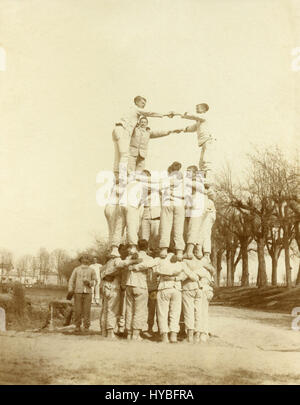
{"left": 211, "top": 215, "right": 226, "bottom": 287}
{"left": 250, "top": 148, "right": 299, "bottom": 287}
{"left": 0, "top": 248, "right": 14, "bottom": 277}
{"left": 215, "top": 164, "right": 250, "bottom": 286}
{"left": 288, "top": 197, "right": 300, "bottom": 284}
{"left": 230, "top": 160, "right": 274, "bottom": 287}
{"left": 50, "top": 249, "right": 70, "bottom": 283}
{"left": 16, "top": 255, "right": 33, "bottom": 280}
{"left": 36, "top": 248, "right": 50, "bottom": 283}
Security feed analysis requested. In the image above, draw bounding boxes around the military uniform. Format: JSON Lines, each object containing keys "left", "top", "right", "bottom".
{"left": 183, "top": 259, "right": 214, "bottom": 337}
{"left": 112, "top": 105, "right": 163, "bottom": 174}
{"left": 125, "top": 251, "right": 158, "bottom": 334}
{"left": 196, "top": 198, "right": 216, "bottom": 256}
{"left": 128, "top": 126, "right": 170, "bottom": 173}
{"left": 155, "top": 254, "right": 187, "bottom": 335}
{"left": 68, "top": 264, "right": 97, "bottom": 330}
{"left": 182, "top": 112, "right": 216, "bottom": 184}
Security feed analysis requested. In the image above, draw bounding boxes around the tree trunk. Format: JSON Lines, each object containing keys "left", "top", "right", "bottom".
{"left": 283, "top": 234, "right": 292, "bottom": 288}
{"left": 230, "top": 250, "right": 236, "bottom": 285}
{"left": 256, "top": 237, "right": 267, "bottom": 287}
{"left": 211, "top": 246, "right": 217, "bottom": 268}
{"left": 296, "top": 262, "right": 300, "bottom": 285}
{"left": 271, "top": 255, "right": 278, "bottom": 286}
{"left": 216, "top": 250, "right": 223, "bottom": 287}
{"left": 226, "top": 249, "right": 233, "bottom": 287}
{"left": 241, "top": 242, "right": 249, "bottom": 287}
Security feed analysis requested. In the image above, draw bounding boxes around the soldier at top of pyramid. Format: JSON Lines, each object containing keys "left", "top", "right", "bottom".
{"left": 112, "top": 96, "right": 173, "bottom": 178}
{"left": 168, "top": 103, "right": 216, "bottom": 186}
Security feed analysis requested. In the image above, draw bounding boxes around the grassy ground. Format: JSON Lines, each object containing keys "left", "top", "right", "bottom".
{"left": 214, "top": 285, "right": 300, "bottom": 313}
{"left": 0, "top": 305, "right": 299, "bottom": 385}
{"left": 0, "top": 285, "right": 299, "bottom": 385}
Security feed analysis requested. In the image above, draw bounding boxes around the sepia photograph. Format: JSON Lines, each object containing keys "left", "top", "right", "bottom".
{"left": 0, "top": 0, "right": 300, "bottom": 389}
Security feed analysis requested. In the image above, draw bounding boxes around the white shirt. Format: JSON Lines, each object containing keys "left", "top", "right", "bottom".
{"left": 89, "top": 263, "right": 102, "bottom": 283}
{"left": 160, "top": 174, "right": 185, "bottom": 207}
{"left": 118, "top": 105, "right": 162, "bottom": 131}
{"left": 182, "top": 112, "right": 212, "bottom": 147}
{"left": 185, "top": 175, "right": 206, "bottom": 217}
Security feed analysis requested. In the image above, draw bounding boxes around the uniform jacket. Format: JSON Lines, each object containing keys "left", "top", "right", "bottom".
{"left": 126, "top": 251, "right": 158, "bottom": 289}
{"left": 68, "top": 265, "right": 97, "bottom": 294}
{"left": 129, "top": 126, "right": 169, "bottom": 158}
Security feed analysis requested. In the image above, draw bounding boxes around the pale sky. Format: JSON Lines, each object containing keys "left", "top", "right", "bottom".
{"left": 0, "top": 0, "right": 299, "bottom": 265}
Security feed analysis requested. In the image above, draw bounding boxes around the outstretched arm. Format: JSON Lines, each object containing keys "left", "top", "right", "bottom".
{"left": 150, "top": 129, "right": 185, "bottom": 138}
{"left": 130, "top": 257, "right": 160, "bottom": 272}
{"left": 181, "top": 112, "right": 203, "bottom": 121}
{"left": 184, "top": 123, "right": 198, "bottom": 133}
{"left": 182, "top": 264, "right": 198, "bottom": 281}
{"left": 137, "top": 108, "right": 164, "bottom": 118}
{"left": 117, "top": 257, "right": 143, "bottom": 269}
{"left": 150, "top": 130, "right": 172, "bottom": 139}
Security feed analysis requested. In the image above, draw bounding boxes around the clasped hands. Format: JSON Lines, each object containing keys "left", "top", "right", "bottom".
{"left": 164, "top": 111, "right": 180, "bottom": 118}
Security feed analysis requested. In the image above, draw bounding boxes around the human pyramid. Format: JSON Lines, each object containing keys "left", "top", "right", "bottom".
{"left": 70, "top": 96, "right": 217, "bottom": 344}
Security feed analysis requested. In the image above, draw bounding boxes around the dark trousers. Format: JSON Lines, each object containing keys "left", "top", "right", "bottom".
{"left": 74, "top": 293, "right": 92, "bottom": 329}
{"left": 148, "top": 291, "right": 157, "bottom": 331}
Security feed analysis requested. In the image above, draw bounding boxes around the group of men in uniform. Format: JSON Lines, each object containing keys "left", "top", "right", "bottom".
{"left": 68, "top": 96, "right": 217, "bottom": 343}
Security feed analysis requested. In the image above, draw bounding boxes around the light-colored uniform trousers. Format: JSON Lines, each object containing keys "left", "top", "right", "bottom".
{"left": 182, "top": 287, "right": 209, "bottom": 332}
{"left": 112, "top": 205, "right": 143, "bottom": 246}
{"left": 112, "top": 125, "right": 132, "bottom": 174}
{"left": 196, "top": 206, "right": 216, "bottom": 254}
{"left": 128, "top": 154, "right": 146, "bottom": 173}
{"left": 125, "top": 286, "right": 148, "bottom": 331}
{"left": 185, "top": 214, "right": 204, "bottom": 245}
{"left": 90, "top": 264, "right": 102, "bottom": 303}
{"left": 140, "top": 206, "right": 160, "bottom": 250}
{"left": 156, "top": 281, "right": 182, "bottom": 333}
{"left": 199, "top": 138, "right": 215, "bottom": 183}
{"left": 105, "top": 204, "right": 119, "bottom": 246}
{"left": 159, "top": 205, "right": 185, "bottom": 250}
{"left": 101, "top": 282, "right": 121, "bottom": 331}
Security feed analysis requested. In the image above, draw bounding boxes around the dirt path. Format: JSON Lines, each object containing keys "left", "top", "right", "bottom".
{"left": 0, "top": 306, "right": 299, "bottom": 385}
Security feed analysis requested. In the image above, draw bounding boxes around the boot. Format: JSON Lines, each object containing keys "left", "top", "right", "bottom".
{"left": 127, "top": 331, "right": 132, "bottom": 340}
{"left": 100, "top": 329, "right": 107, "bottom": 337}
{"left": 194, "top": 332, "right": 201, "bottom": 343}
{"left": 160, "top": 248, "right": 168, "bottom": 259}
{"left": 176, "top": 250, "right": 183, "bottom": 262}
{"left": 107, "top": 328, "right": 116, "bottom": 339}
{"left": 132, "top": 329, "right": 142, "bottom": 341}
{"left": 170, "top": 331, "right": 178, "bottom": 343}
{"left": 184, "top": 244, "right": 194, "bottom": 260}
{"left": 74, "top": 326, "right": 81, "bottom": 334}
{"left": 110, "top": 246, "right": 120, "bottom": 258}
{"left": 161, "top": 333, "right": 169, "bottom": 343}
{"left": 187, "top": 329, "right": 194, "bottom": 343}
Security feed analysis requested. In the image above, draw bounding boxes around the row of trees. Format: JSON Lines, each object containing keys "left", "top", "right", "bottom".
{"left": 211, "top": 147, "right": 300, "bottom": 288}
{"left": 0, "top": 247, "right": 71, "bottom": 284}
